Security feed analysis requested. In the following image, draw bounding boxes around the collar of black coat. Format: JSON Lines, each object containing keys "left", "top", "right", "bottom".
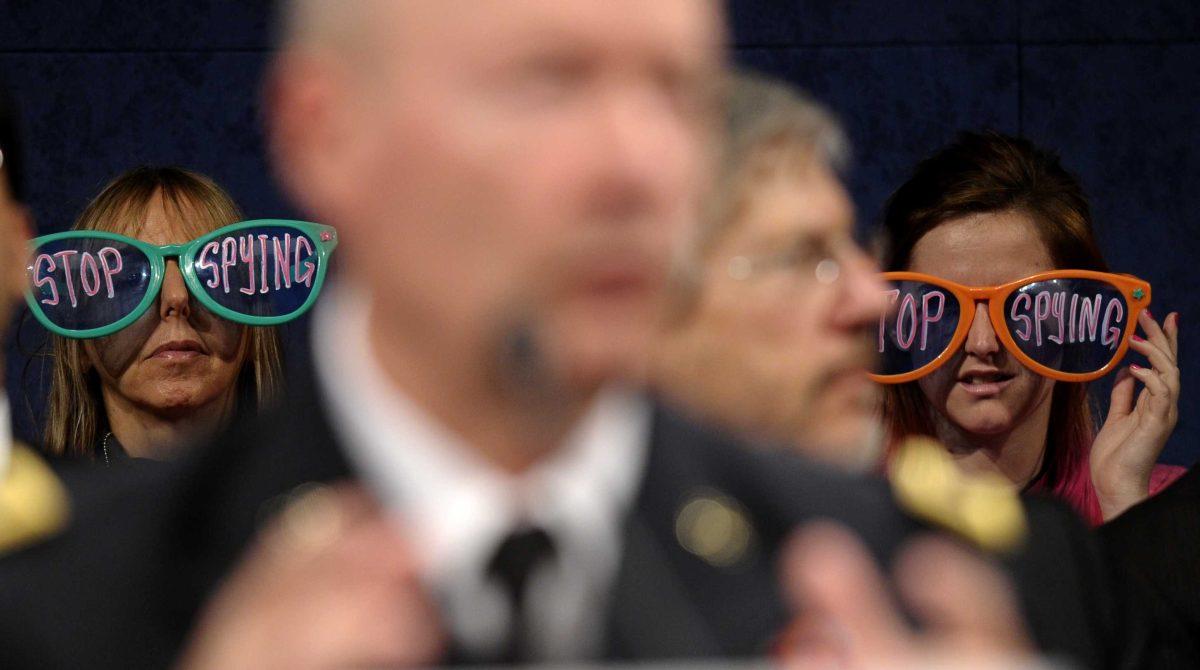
{"left": 0, "top": 443, "right": 71, "bottom": 554}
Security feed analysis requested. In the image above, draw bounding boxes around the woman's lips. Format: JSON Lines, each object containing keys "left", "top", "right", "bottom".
{"left": 956, "top": 373, "right": 1016, "bottom": 397}
{"left": 148, "top": 340, "right": 206, "bottom": 360}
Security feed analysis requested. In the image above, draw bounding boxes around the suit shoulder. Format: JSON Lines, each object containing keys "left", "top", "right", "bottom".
{"left": 646, "top": 404, "right": 914, "bottom": 554}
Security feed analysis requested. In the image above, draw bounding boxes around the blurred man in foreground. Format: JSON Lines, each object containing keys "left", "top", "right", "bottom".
{"left": 0, "top": 79, "right": 69, "bottom": 554}
{"left": 0, "top": 3, "right": 1149, "bottom": 669}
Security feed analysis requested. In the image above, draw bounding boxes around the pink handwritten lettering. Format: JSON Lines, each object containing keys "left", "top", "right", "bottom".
{"left": 198, "top": 232, "right": 320, "bottom": 298}
{"left": 33, "top": 254, "right": 60, "bottom": 306}
{"left": 220, "top": 237, "right": 238, "bottom": 295}
{"left": 1033, "top": 290, "right": 1052, "bottom": 346}
{"left": 238, "top": 236, "right": 257, "bottom": 296}
{"left": 257, "top": 234, "right": 270, "bottom": 294}
{"left": 896, "top": 293, "right": 918, "bottom": 351}
{"left": 294, "top": 236, "right": 316, "bottom": 287}
{"left": 79, "top": 252, "right": 101, "bottom": 297}
{"left": 920, "top": 291, "right": 945, "bottom": 352}
{"left": 1077, "top": 294, "right": 1102, "bottom": 343}
{"left": 1049, "top": 292, "right": 1065, "bottom": 345}
{"left": 52, "top": 250, "right": 80, "bottom": 307}
{"left": 1010, "top": 293, "right": 1032, "bottom": 341}
{"left": 97, "top": 247, "right": 122, "bottom": 298}
{"left": 198, "top": 241, "right": 221, "bottom": 288}
{"left": 1009, "top": 288, "right": 1124, "bottom": 348}
{"left": 1101, "top": 297, "right": 1124, "bottom": 349}
{"left": 273, "top": 234, "right": 293, "bottom": 291}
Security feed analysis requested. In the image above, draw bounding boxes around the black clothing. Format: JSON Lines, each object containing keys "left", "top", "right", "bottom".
{"left": 0, "top": 359, "right": 1161, "bottom": 668}
{"left": 484, "top": 527, "right": 557, "bottom": 664}
{"left": 1100, "top": 465, "right": 1200, "bottom": 666}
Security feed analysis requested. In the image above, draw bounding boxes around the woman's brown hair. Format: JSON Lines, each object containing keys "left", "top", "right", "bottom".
{"left": 880, "top": 131, "right": 1106, "bottom": 505}
{"left": 43, "top": 166, "right": 284, "bottom": 458}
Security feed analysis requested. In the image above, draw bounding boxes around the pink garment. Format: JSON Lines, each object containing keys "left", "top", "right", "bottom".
{"left": 1061, "top": 463, "right": 1188, "bottom": 526}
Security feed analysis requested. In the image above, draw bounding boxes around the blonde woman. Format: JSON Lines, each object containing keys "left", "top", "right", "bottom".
{"left": 38, "top": 167, "right": 290, "bottom": 462}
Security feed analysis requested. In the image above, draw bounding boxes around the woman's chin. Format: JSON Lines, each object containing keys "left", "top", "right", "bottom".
{"left": 950, "top": 413, "right": 1016, "bottom": 437}
{"left": 138, "top": 387, "right": 224, "bottom": 417}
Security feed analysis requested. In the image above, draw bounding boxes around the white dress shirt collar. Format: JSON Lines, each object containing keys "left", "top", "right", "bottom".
{"left": 313, "top": 284, "right": 651, "bottom": 659}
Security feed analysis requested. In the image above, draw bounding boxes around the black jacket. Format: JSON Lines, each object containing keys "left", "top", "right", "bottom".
{"left": 1100, "top": 465, "right": 1200, "bottom": 666}
{"left": 0, "top": 360, "right": 1156, "bottom": 668}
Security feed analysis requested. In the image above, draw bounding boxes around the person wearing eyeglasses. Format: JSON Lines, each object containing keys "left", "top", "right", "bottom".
{"left": 875, "top": 131, "right": 1184, "bottom": 524}
{"left": 30, "top": 166, "right": 335, "bottom": 462}
{"left": 654, "top": 72, "right": 889, "bottom": 470}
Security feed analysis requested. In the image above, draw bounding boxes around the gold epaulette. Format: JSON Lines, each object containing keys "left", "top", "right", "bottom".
{"left": 890, "top": 437, "right": 1027, "bottom": 553}
{"left": 0, "top": 446, "right": 70, "bottom": 553}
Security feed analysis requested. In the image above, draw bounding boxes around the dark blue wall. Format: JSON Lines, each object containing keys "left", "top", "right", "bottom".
{"left": 3, "top": 1, "right": 1198, "bottom": 465}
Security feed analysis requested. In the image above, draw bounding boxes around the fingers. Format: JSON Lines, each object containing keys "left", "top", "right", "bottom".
{"left": 1127, "top": 334, "right": 1178, "bottom": 383}
{"left": 1106, "top": 366, "right": 1136, "bottom": 421}
{"left": 779, "top": 525, "right": 1036, "bottom": 670}
{"left": 1135, "top": 310, "right": 1176, "bottom": 365}
{"left": 1129, "top": 364, "right": 1177, "bottom": 424}
{"left": 1128, "top": 310, "right": 1181, "bottom": 415}
{"left": 782, "top": 521, "right": 908, "bottom": 662}
{"left": 1128, "top": 335, "right": 1181, "bottom": 401}
{"left": 1164, "top": 311, "right": 1180, "bottom": 359}
{"left": 892, "top": 536, "right": 1031, "bottom": 653}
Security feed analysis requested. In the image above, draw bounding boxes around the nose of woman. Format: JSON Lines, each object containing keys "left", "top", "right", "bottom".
{"left": 159, "top": 260, "right": 192, "bottom": 320}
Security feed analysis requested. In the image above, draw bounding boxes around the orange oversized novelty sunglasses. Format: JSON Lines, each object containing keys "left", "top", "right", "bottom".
{"left": 870, "top": 270, "right": 1151, "bottom": 384}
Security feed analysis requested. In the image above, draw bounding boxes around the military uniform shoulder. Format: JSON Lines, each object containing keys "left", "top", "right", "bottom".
{"left": 648, "top": 402, "right": 911, "bottom": 547}
{"left": 0, "top": 444, "right": 71, "bottom": 554}
{"left": 890, "top": 437, "right": 1028, "bottom": 554}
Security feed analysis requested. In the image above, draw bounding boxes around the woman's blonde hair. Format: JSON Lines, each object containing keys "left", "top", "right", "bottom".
{"left": 43, "top": 166, "right": 284, "bottom": 458}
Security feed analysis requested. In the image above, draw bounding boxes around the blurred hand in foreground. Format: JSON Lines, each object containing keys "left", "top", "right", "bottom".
{"left": 778, "top": 522, "right": 1038, "bottom": 670}
{"left": 177, "top": 485, "right": 445, "bottom": 670}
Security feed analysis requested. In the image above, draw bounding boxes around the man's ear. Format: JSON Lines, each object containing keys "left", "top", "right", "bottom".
{"left": 3, "top": 203, "right": 31, "bottom": 303}
{"left": 264, "top": 51, "right": 362, "bottom": 220}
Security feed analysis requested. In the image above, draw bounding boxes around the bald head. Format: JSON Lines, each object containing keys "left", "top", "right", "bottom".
{"left": 268, "top": 0, "right": 725, "bottom": 391}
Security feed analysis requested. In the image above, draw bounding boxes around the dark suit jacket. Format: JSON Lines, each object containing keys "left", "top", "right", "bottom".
{"left": 1100, "top": 465, "right": 1200, "bottom": 666}
{"left": 0, "top": 359, "right": 1156, "bottom": 668}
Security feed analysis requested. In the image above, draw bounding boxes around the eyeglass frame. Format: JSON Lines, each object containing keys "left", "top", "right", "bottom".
{"left": 25, "top": 219, "right": 338, "bottom": 339}
{"left": 869, "top": 269, "right": 1151, "bottom": 384}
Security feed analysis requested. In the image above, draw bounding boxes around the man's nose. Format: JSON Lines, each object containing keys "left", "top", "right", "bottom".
{"left": 591, "top": 87, "right": 697, "bottom": 220}
{"left": 834, "top": 244, "right": 889, "bottom": 330}
{"left": 159, "top": 260, "right": 192, "bottom": 320}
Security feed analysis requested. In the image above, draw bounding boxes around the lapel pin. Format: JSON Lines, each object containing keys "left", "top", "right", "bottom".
{"left": 675, "top": 488, "right": 755, "bottom": 568}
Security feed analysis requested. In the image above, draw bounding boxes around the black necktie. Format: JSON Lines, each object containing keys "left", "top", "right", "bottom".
{"left": 485, "top": 526, "right": 557, "bottom": 664}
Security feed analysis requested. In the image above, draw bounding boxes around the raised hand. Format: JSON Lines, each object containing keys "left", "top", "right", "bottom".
{"left": 1091, "top": 310, "right": 1181, "bottom": 521}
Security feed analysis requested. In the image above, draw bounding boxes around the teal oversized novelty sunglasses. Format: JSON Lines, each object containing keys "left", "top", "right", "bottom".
{"left": 25, "top": 219, "right": 338, "bottom": 338}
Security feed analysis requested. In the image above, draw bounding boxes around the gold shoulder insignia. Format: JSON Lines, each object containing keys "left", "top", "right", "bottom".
{"left": 675, "top": 488, "right": 756, "bottom": 568}
{"left": 0, "top": 446, "right": 70, "bottom": 553}
{"left": 890, "top": 437, "right": 1027, "bottom": 553}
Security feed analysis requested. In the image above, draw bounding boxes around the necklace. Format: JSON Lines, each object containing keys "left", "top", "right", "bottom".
{"left": 101, "top": 432, "right": 113, "bottom": 467}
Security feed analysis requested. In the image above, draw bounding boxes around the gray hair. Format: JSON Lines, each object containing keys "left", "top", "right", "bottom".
{"left": 667, "top": 71, "right": 850, "bottom": 312}
{"left": 723, "top": 71, "right": 849, "bottom": 180}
